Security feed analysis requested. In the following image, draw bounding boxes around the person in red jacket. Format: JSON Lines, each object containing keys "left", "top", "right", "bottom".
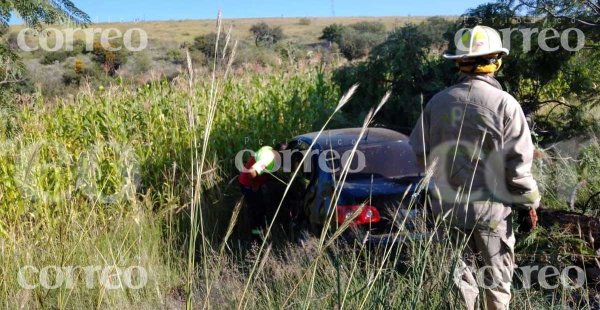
{"left": 239, "top": 144, "right": 286, "bottom": 236}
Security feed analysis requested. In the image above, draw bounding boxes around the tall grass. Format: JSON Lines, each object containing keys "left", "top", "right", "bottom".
{"left": 1, "top": 25, "right": 597, "bottom": 310}
{"left": 0, "top": 55, "right": 340, "bottom": 308}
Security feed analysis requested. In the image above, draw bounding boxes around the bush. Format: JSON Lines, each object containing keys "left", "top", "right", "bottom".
{"left": 188, "top": 49, "right": 207, "bottom": 66}
{"left": 40, "top": 51, "right": 72, "bottom": 65}
{"left": 165, "top": 47, "right": 186, "bottom": 64}
{"left": 234, "top": 46, "right": 280, "bottom": 67}
{"left": 39, "top": 40, "right": 87, "bottom": 65}
{"left": 90, "top": 41, "right": 128, "bottom": 76}
{"left": 349, "top": 21, "right": 386, "bottom": 34}
{"left": 298, "top": 18, "right": 311, "bottom": 26}
{"left": 250, "top": 22, "right": 284, "bottom": 46}
{"left": 62, "top": 57, "right": 97, "bottom": 85}
{"left": 320, "top": 21, "right": 387, "bottom": 60}
{"left": 417, "top": 16, "right": 454, "bottom": 52}
{"left": 319, "top": 24, "right": 345, "bottom": 45}
{"left": 339, "top": 28, "right": 385, "bottom": 60}
{"left": 192, "top": 32, "right": 227, "bottom": 59}
{"left": 130, "top": 52, "right": 152, "bottom": 75}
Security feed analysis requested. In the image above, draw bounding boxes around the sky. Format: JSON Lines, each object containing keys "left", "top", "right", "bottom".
{"left": 11, "top": 0, "right": 491, "bottom": 23}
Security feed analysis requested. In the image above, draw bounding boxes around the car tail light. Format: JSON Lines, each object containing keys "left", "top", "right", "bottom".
{"left": 336, "top": 205, "right": 381, "bottom": 225}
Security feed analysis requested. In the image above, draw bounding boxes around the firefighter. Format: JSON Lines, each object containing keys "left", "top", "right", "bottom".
{"left": 409, "top": 26, "right": 540, "bottom": 309}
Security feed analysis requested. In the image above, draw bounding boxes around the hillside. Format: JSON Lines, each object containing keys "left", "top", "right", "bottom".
{"left": 9, "top": 16, "right": 454, "bottom": 47}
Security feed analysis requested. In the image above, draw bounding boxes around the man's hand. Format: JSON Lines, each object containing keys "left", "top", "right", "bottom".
{"left": 249, "top": 168, "right": 258, "bottom": 179}
{"left": 529, "top": 208, "right": 538, "bottom": 230}
{"left": 516, "top": 207, "right": 538, "bottom": 233}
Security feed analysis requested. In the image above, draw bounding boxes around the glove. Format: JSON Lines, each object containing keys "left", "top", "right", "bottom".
{"left": 252, "top": 146, "right": 276, "bottom": 175}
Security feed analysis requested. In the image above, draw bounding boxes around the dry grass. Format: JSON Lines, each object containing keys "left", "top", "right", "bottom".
{"left": 8, "top": 16, "right": 455, "bottom": 46}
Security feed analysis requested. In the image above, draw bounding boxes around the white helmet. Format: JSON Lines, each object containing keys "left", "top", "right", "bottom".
{"left": 443, "top": 25, "right": 509, "bottom": 60}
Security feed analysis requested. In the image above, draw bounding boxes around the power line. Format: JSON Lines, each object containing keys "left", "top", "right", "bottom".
{"left": 331, "top": 0, "right": 336, "bottom": 17}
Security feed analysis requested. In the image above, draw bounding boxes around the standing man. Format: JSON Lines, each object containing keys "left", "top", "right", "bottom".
{"left": 409, "top": 26, "right": 540, "bottom": 309}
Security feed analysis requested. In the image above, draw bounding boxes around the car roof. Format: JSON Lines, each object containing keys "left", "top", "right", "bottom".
{"left": 294, "top": 127, "right": 409, "bottom": 149}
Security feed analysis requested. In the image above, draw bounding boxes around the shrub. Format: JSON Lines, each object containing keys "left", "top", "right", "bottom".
{"left": 90, "top": 41, "right": 128, "bottom": 76}
{"left": 188, "top": 49, "right": 207, "bottom": 66}
{"left": 320, "top": 21, "right": 387, "bottom": 60}
{"left": 319, "top": 24, "right": 345, "bottom": 45}
{"left": 40, "top": 51, "right": 72, "bottom": 65}
{"left": 130, "top": 52, "right": 152, "bottom": 75}
{"left": 38, "top": 40, "right": 87, "bottom": 65}
{"left": 165, "top": 47, "right": 186, "bottom": 64}
{"left": 192, "top": 32, "right": 227, "bottom": 59}
{"left": 249, "top": 22, "right": 284, "bottom": 46}
{"left": 349, "top": 21, "right": 386, "bottom": 34}
{"left": 234, "top": 46, "right": 280, "bottom": 67}
{"left": 74, "top": 58, "right": 85, "bottom": 74}
{"left": 338, "top": 28, "right": 385, "bottom": 60}
{"left": 62, "top": 57, "right": 96, "bottom": 85}
{"left": 298, "top": 18, "right": 311, "bottom": 26}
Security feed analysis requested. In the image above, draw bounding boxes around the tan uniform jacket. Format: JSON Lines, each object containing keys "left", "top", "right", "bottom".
{"left": 409, "top": 74, "right": 540, "bottom": 225}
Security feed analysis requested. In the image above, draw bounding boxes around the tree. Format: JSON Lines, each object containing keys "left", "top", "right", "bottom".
{"left": 417, "top": 16, "right": 454, "bottom": 52}
{"left": 0, "top": 0, "right": 89, "bottom": 86}
{"left": 463, "top": 0, "right": 600, "bottom": 139}
{"left": 333, "top": 24, "right": 456, "bottom": 130}
{"left": 249, "top": 22, "right": 284, "bottom": 47}
{"left": 319, "top": 24, "right": 345, "bottom": 45}
{"left": 516, "top": 0, "right": 600, "bottom": 30}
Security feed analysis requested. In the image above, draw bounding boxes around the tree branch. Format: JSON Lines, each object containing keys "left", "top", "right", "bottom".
{"left": 586, "top": 0, "right": 600, "bottom": 15}
{"left": 0, "top": 65, "right": 24, "bottom": 85}
{"left": 517, "top": 0, "right": 600, "bottom": 27}
{"left": 541, "top": 99, "right": 576, "bottom": 123}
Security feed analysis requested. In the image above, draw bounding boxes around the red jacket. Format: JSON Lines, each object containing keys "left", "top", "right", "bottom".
{"left": 238, "top": 156, "right": 269, "bottom": 188}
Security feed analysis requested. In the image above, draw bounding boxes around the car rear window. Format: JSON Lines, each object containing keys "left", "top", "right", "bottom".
{"left": 326, "top": 141, "right": 421, "bottom": 180}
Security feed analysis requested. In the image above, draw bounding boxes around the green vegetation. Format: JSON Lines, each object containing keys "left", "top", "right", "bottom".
{"left": 0, "top": 1, "right": 599, "bottom": 308}
{"left": 333, "top": 19, "right": 456, "bottom": 130}
{"left": 319, "top": 21, "right": 388, "bottom": 60}
{"left": 0, "top": 66, "right": 340, "bottom": 308}
{"left": 0, "top": 0, "right": 89, "bottom": 87}
{"left": 319, "top": 23, "right": 345, "bottom": 44}
{"left": 191, "top": 32, "right": 228, "bottom": 59}
{"left": 249, "top": 22, "right": 284, "bottom": 46}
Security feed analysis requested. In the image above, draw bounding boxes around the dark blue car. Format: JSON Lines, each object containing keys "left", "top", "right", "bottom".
{"left": 277, "top": 127, "right": 425, "bottom": 244}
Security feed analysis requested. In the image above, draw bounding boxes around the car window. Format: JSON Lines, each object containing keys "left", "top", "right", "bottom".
{"left": 285, "top": 139, "right": 313, "bottom": 181}
{"left": 333, "top": 141, "right": 421, "bottom": 180}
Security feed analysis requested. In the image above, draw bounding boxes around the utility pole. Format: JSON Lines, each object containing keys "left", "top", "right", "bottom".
{"left": 331, "top": 0, "right": 336, "bottom": 17}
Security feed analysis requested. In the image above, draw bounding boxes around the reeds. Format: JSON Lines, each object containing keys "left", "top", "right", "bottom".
{"left": 0, "top": 12, "right": 596, "bottom": 310}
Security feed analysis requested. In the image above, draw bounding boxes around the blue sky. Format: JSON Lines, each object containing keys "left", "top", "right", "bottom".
{"left": 11, "top": 0, "right": 490, "bottom": 23}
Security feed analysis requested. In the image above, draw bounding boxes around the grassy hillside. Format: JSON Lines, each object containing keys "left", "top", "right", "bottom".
{"left": 6, "top": 16, "right": 457, "bottom": 98}
{"left": 9, "top": 16, "right": 447, "bottom": 46}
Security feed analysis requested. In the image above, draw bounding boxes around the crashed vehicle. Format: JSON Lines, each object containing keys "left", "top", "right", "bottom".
{"left": 274, "top": 127, "right": 425, "bottom": 244}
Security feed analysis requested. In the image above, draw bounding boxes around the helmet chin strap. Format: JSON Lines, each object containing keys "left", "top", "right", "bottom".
{"left": 457, "top": 56, "right": 503, "bottom": 74}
